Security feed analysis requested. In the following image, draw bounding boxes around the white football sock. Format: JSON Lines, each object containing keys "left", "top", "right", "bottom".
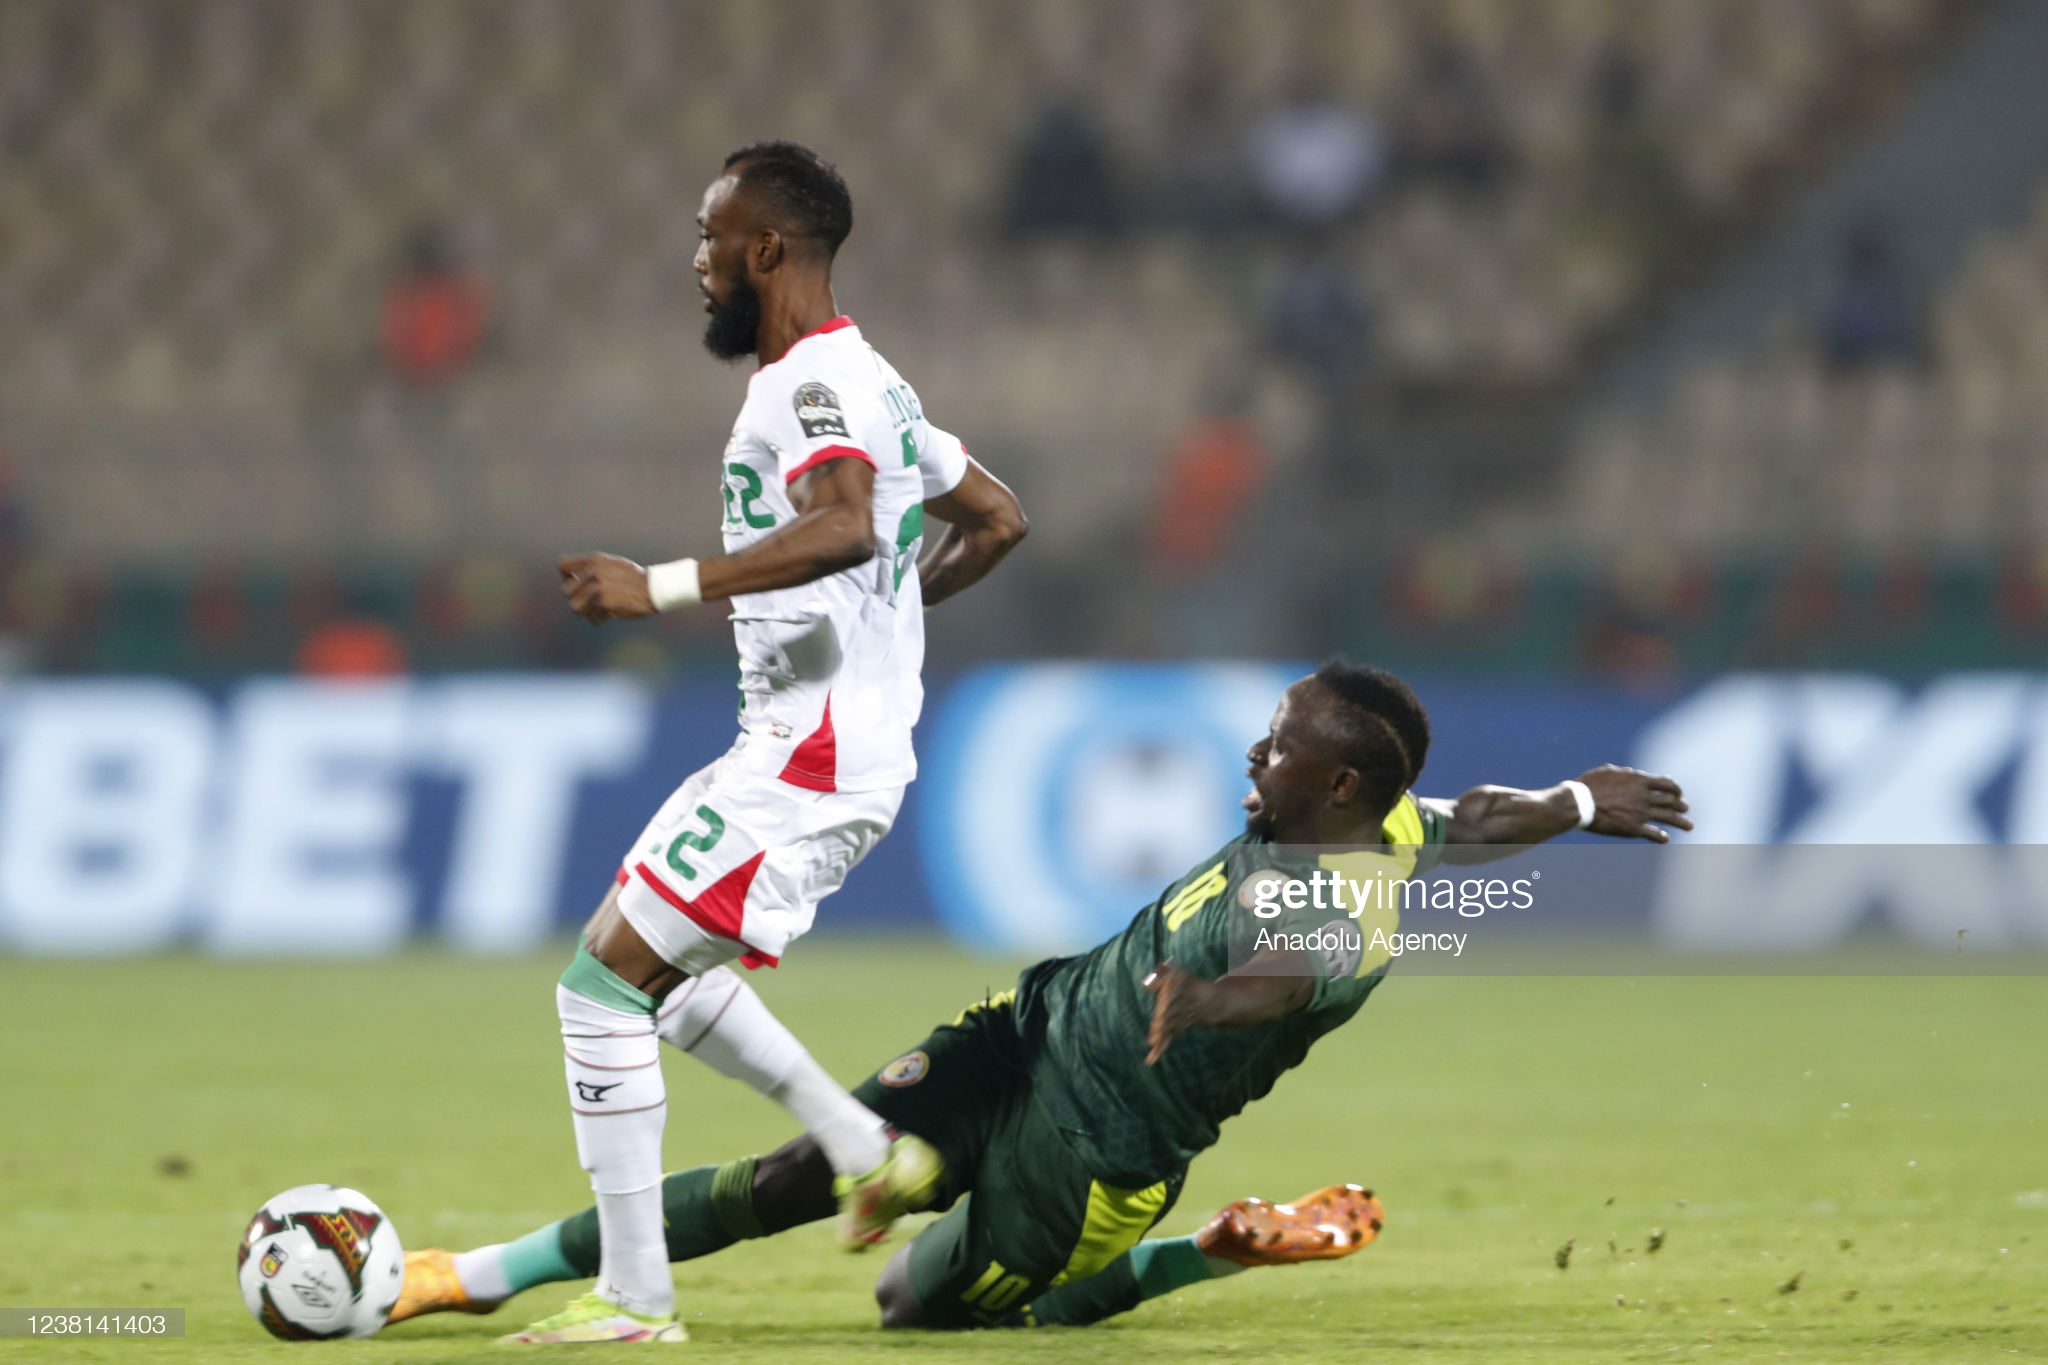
{"left": 656, "top": 967, "right": 890, "bottom": 1176}
{"left": 592, "top": 1190, "right": 667, "bottom": 1315}
{"left": 452, "top": 1246, "right": 512, "bottom": 1302}
{"left": 557, "top": 984, "right": 673, "bottom": 1317}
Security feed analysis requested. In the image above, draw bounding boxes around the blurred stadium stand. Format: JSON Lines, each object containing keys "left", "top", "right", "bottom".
{"left": 1, "top": 0, "right": 2029, "bottom": 679}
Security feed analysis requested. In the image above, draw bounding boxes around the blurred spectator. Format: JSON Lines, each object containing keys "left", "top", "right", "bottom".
{"left": 1576, "top": 544, "right": 1706, "bottom": 687}
{"left": 1147, "top": 396, "right": 1269, "bottom": 580}
{"left": 296, "top": 618, "right": 409, "bottom": 677}
{"left": 1581, "top": 39, "right": 1689, "bottom": 267}
{"left": 1154, "top": 41, "right": 1250, "bottom": 235}
{"left": 1002, "top": 100, "right": 1121, "bottom": 237}
{"left": 1743, "top": 553, "right": 1848, "bottom": 666}
{"left": 1262, "top": 246, "right": 1372, "bottom": 397}
{"left": 1392, "top": 538, "right": 1513, "bottom": 625}
{"left": 1817, "top": 225, "right": 1920, "bottom": 371}
{"left": 1390, "top": 38, "right": 1510, "bottom": 193}
{"left": 376, "top": 224, "right": 492, "bottom": 548}
{"left": 381, "top": 224, "right": 490, "bottom": 389}
{"left": 1578, "top": 613, "right": 1682, "bottom": 686}
{"left": 418, "top": 552, "right": 525, "bottom": 637}
{"left": 1246, "top": 84, "right": 1383, "bottom": 230}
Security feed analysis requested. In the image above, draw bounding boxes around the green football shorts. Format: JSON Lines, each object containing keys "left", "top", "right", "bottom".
{"left": 852, "top": 989, "right": 1186, "bottom": 1327}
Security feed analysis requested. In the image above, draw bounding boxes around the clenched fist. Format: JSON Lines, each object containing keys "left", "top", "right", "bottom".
{"left": 559, "top": 552, "right": 655, "bottom": 624}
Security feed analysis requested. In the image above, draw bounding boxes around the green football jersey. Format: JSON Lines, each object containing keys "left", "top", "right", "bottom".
{"left": 1015, "top": 795, "right": 1447, "bottom": 1187}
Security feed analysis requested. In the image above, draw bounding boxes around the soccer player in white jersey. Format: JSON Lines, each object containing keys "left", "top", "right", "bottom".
{"left": 466, "top": 142, "right": 1027, "bottom": 1345}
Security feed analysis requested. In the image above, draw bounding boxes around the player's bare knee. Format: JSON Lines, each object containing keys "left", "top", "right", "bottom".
{"left": 874, "top": 1244, "right": 924, "bottom": 1329}
{"left": 580, "top": 890, "right": 687, "bottom": 999}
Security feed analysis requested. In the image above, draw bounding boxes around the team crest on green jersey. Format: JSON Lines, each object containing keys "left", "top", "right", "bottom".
{"left": 879, "top": 1051, "right": 929, "bottom": 1087}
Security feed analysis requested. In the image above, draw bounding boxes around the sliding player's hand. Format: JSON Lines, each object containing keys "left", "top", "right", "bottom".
{"left": 559, "top": 552, "right": 656, "bottom": 624}
{"left": 1577, "top": 764, "right": 1692, "bottom": 843}
{"left": 1146, "top": 959, "right": 1316, "bottom": 1063}
{"left": 1143, "top": 960, "right": 1209, "bottom": 1066}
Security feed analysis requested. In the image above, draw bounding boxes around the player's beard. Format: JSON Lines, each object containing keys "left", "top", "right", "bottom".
{"left": 702, "top": 274, "right": 763, "bottom": 361}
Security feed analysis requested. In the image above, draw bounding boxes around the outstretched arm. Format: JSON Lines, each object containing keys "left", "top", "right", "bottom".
{"left": 917, "top": 457, "right": 1027, "bottom": 607}
{"left": 1144, "top": 766, "right": 1692, "bottom": 1056}
{"left": 1421, "top": 764, "right": 1690, "bottom": 865}
{"left": 559, "top": 458, "right": 878, "bottom": 623}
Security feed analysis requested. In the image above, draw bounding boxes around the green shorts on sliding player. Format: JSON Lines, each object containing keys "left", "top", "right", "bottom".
{"left": 850, "top": 992, "right": 1381, "bottom": 1326}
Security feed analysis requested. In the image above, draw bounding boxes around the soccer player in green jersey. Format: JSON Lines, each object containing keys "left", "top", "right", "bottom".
{"left": 394, "top": 661, "right": 1689, "bottom": 1336}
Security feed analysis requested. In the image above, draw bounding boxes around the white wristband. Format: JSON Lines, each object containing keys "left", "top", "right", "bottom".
{"left": 1562, "top": 779, "right": 1597, "bottom": 830}
{"left": 645, "top": 558, "right": 701, "bottom": 612}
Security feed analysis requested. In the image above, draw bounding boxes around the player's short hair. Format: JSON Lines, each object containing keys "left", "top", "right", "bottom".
{"left": 722, "top": 140, "right": 853, "bottom": 259}
{"left": 1312, "top": 658, "right": 1432, "bottom": 806}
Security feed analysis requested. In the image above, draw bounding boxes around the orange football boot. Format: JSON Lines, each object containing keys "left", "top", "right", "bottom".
{"left": 386, "top": 1248, "right": 501, "bottom": 1324}
{"left": 1195, "top": 1183, "right": 1385, "bottom": 1266}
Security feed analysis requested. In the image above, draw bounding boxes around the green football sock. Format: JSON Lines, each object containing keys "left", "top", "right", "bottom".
{"left": 555, "top": 1159, "right": 763, "bottom": 1278}
{"left": 1007, "top": 1235, "right": 1242, "bottom": 1328}
{"left": 497, "top": 1221, "right": 579, "bottom": 1294}
{"left": 1130, "top": 1235, "right": 1221, "bottom": 1297}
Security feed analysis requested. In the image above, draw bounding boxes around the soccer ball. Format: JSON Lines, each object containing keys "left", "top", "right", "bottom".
{"left": 236, "top": 1184, "right": 403, "bottom": 1340}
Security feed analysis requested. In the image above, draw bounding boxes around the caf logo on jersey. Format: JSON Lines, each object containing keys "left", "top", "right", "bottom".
{"left": 1315, "top": 918, "right": 1364, "bottom": 978}
{"left": 793, "top": 382, "right": 850, "bottom": 439}
{"left": 878, "top": 1050, "right": 929, "bottom": 1087}
{"left": 1238, "top": 870, "right": 1289, "bottom": 912}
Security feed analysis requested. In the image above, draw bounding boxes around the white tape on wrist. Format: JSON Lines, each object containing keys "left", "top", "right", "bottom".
{"left": 1562, "top": 779, "right": 1597, "bottom": 830}
{"left": 645, "top": 558, "right": 701, "bottom": 612}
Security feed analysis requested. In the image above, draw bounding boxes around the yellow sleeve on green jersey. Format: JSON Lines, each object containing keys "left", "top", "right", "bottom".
{"left": 1381, "top": 791, "right": 1447, "bottom": 874}
{"left": 1302, "top": 792, "right": 1447, "bottom": 1002}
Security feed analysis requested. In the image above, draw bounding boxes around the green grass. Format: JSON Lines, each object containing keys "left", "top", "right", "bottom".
{"left": 3, "top": 945, "right": 2046, "bottom": 1362}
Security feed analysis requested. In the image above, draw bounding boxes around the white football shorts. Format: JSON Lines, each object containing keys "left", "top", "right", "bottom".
{"left": 613, "top": 750, "right": 902, "bottom": 976}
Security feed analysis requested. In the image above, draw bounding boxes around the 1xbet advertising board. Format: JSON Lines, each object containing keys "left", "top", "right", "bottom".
{"left": 0, "top": 668, "right": 2041, "bottom": 957}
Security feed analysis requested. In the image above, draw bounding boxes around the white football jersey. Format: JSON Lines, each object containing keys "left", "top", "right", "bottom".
{"left": 715, "top": 316, "right": 967, "bottom": 793}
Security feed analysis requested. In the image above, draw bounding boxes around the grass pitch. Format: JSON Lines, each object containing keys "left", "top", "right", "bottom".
{"left": 2, "top": 944, "right": 2044, "bottom": 1362}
